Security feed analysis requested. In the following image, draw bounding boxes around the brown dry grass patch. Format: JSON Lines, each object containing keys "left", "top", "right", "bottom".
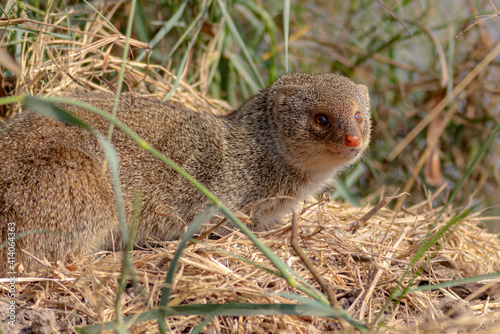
{"left": 4, "top": 196, "right": 500, "bottom": 333}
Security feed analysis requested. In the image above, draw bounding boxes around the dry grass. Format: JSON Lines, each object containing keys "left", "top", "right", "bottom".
{"left": 3, "top": 196, "right": 500, "bottom": 333}
{"left": 0, "top": 10, "right": 231, "bottom": 116}
{"left": 1, "top": 2, "right": 500, "bottom": 334}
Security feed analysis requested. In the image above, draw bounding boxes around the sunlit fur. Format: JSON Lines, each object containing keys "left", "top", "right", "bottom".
{"left": 0, "top": 73, "right": 371, "bottom": 273}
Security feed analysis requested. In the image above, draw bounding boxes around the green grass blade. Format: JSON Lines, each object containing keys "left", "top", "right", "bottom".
{"left": 227, "top": 52, "right": 261, "bottom": 93}
{"left": 406, "top": 271, "right": 500, "bottom": 294}
{"left": 159, "top": 205, "right": 219, "bottom": 306}
{"left": 445, "top": 121, "right": 500, "bottom": 210}
{"left": 95, "top": 134, "right": 135, "bottom": 328}
{"left": 83, "top": 0, "right": 120, "bottom": 34}
{"left": 234, "top": 1, "right": 278, "bottom": 81}
{"left": 275, "top": 292, "right": 366, "bottom": 330}
{"left": 96, "top": 135, "right": 128, "bottom": 244}
{"left": 217, "top": 0, "right": 263, "bottom": 90}
{"left": 136, "top": 0, "right": 188, "bottom": 62}
{"left": 190, "top": 315, "right": 215, "bottom": 334}
{"left": 284, "top": 0, "right": 290, "bottom": 73}
{"left": 162, "top": 0, "right": 210, "bottom": 101}
{"left": 106, "top": 0, "right": 138, "bottom": 142}
{"left": 163, "top": 1, "right": 209, "bottom": 61}
{"left": 411, "top": 209, "right": 470, "bottom": 267}
{"left": 22, "top": 96, "right": 92, "bottom": 130}
{"left": 331, "top": 164, "right": 365, "bottom": 205}
{"left": 205, "top": 21, "right": 226, "bottom": 92}
{"left": 169, "top": 303, "right": 337, "bottom": 317}
{"left": 78, "top": 302, "right": 367, "bottom": 333}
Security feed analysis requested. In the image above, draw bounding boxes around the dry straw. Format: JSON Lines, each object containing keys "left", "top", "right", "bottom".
{"left": 4, "top": 196, "right": 500, "bottom": 333}
{"left": 1, "top": 7, "right": 500, "bottom": 334}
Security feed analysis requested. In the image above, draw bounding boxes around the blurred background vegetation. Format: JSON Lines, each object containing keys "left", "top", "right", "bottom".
{"left": 1, "top": 0, "right": 499, "bottom": 227}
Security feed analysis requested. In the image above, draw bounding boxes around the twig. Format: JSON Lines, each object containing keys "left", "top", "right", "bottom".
{"left": 357, "top": 221, "right": 409, "bottom": 319}
{"left": 347, "top": 192, "right": 409, "bottom": 233}
{"left": 290, "top": 211, "right": 349, "bottom": 328}
{"left": 196, "top": 195, "right": 294, "bottom": 240}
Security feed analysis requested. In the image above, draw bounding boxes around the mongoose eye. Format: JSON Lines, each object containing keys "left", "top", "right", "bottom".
{"left": 315, "top": 114, "right": 330, "bottom": 126}
{"left": 355, "top": 112, "right": 362, "bottom": 123}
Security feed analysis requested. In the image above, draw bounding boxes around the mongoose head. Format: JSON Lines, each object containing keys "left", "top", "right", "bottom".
{"left": 270, "top": 73, "right": 371, "bottom": 173}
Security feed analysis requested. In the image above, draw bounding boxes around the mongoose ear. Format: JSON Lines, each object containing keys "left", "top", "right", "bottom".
{"left": 273, "top": 85, "right": 303, "bottom": 125}
{"left": 358, "top": 84, "right": 369, "bottom": 100}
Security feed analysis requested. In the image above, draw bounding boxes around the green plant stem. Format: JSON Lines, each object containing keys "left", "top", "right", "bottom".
{"left": 284, "top": 0, "right": 290, "bottom": 73}
{"left": 218, "top": 0, "right": 264, "bottom": 89}
{"left": 107, "top": 0, "right": 137, "bottom": 141}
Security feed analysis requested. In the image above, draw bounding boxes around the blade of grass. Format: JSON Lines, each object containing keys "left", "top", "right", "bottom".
{"left": 284, "top": 0, "right": 290, "bottom": 73}
{"left": 406, "top": 271, "right": 500, "bottom": 294}
{"left": 136, "top": 0, "right": 188, "bottom": 62}
{"left": 78, "top": 302, "right": 367, "bottom": 333}
{"left": 158, "top": 204, "right": 218, "bottom": 332}
{"left": 205, "top": 19, "right": 226, "bottom": 93}
{"left": 162, "top": 0, "right": 210, "bottom": 101}
{"left": 96, "top": 135, "right": 132, "bottom": 330}
{"left": 235, "top": 1, "right": 278, "bottom": 81}
{"left": 159, "top": 205, "right": 219, "bottom": 306}
{"left": 227, "top": 52, "right": 261, "bottom": 93}
{"left": 164, "top": 3, "right": 204, "bottom": 60}
{"left": 445, "top": 121, "right": 500, "bottom": 208}
{"left": 275, "top": 292, "right": 366, "bottom": 331}
{"left": 22, "top": 96, "right": 92, "bottom": 130}
{"left": 83, "top": 0, "right": 120, "bottom": 34}
{"left": 106, "top": 0, "right": 137, "bottom": 141}
{"left": 217, "top": 0, "right": 263, "bottom": 90}
{"left": 190, "top": 315, "right": 215, "bottom": 334}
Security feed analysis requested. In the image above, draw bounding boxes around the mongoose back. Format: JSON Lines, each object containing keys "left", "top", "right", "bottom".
{"left": 0, "top": 73, "right": 371, "bottom": 274}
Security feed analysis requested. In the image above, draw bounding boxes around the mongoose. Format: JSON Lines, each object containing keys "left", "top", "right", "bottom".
{"left": 0, "top": 73, "right": 371, "bottom": 274}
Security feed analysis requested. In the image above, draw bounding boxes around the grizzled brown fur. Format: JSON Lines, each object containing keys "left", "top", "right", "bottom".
{"left": 0, "top": 73, "right": 371, "bottom": 274}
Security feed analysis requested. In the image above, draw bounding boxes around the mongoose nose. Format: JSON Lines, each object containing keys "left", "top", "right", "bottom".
{"left": 345, "top": 134, "right": 361, "bottom": 147}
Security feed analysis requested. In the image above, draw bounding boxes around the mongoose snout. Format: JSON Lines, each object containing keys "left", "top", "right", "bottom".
{"left": 0, "top": 72, "right": 371, "bottom": 274}
{"left": 345, "top": 135, "right": 361, "bottom": 147}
